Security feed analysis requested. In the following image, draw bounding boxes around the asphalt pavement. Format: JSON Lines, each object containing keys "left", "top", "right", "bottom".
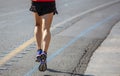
{"left": 0, "top": 0, "right": 120, "bottom": 76}
{"left": 0, "top": 0, "right": 119, "bottom": 53}
{"left": 85, "top": 20, "right": 120, "bottom": 76}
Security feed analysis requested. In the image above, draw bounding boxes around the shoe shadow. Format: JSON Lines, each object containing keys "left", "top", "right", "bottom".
{"left": 44, "top": 68, "right": 94, "bottom": 76}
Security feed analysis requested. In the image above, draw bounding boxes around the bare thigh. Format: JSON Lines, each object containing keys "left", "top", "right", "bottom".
{"left": 41, "top": 13, "right": 54, "bottom": 30}
{"left": 34, "top": 12, "right": 54, "bottom": 28}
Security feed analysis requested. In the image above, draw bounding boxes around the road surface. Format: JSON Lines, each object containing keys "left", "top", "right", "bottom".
{"left": 0, "top": 0, "right": 120, "bottom": 76}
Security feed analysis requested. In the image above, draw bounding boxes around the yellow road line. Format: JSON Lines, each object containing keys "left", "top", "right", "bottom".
{"left": 1, "top": 0, "right": 119, "bottom": 67}
{"left": 0, "top": 21, "right": 62, "bottom": 66}
{"left": 0, "top": 37, "right": 35, "bottom": 66}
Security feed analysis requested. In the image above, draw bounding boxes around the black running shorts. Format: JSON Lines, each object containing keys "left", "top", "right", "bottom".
{"left": 30, "top": 1, "right": 58, "bottom": 16}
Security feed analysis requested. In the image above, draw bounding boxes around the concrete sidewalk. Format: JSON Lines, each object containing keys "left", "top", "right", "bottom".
{"left": 85, "top": 21, "right": 120, "bottom": 76}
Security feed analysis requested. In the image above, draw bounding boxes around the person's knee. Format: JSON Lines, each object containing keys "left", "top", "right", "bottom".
{"left": 44, "top": 27, "right": 50, "bottom": 32}
{"left": 43, "top": 28, "right": 51, "bottom": 36}
{"left": 34, "top": 23, "right": 42, "bottom": 32}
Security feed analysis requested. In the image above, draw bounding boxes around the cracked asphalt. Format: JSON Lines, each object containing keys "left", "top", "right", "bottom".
{"left": 0, "top": 0, "right": 120, "bottom": 76}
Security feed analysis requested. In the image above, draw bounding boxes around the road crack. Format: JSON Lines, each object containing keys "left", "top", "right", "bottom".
{"left": 71, "top": 39, "right": 103, "bottom": 76}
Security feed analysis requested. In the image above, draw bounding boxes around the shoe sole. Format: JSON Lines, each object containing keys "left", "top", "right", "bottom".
{"left": 38, "top": 54, "right": 47, "bottom": 72}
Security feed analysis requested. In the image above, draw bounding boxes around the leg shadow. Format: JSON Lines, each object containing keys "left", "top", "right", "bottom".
{"left": 45, "top": 68, "right": 94, "bottom": 76}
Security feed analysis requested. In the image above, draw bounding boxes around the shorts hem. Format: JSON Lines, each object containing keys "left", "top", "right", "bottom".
{"left": 29, "top": 1, "right": 58, "bottom": 16}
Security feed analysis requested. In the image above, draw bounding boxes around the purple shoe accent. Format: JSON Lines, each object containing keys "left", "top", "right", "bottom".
{"left": 36, "top": 49, "right": 43, "bottom": 62}
{"left": 39, "top": 52, "right": 47, "bottom": 71}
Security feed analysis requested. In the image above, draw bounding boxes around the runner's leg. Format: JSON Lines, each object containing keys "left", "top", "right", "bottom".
{"left": 42, "top": 12, "right": 54, "bottom": 53}
{"left": 34, "top": 13, "right": 43, "bottom": 50}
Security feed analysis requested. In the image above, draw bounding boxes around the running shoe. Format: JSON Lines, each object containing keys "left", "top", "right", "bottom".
{"left": 38, "top": 52, "right": 47, "bottom": 72}
{"left": 36, "top": 49, "right": 43, "bottom": 62}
